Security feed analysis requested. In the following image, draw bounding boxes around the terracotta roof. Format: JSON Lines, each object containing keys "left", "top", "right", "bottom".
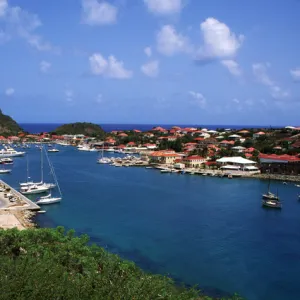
{"left": 185, "top": 155, "right": 205, "bottom": 160}
{"left": 259, "top": 154, "right": 300, "bottom": 162}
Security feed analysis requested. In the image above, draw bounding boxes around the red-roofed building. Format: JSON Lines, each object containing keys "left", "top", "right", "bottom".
{"left": 220, "top": 140, "right": 235, "bottom": 147}
{"left": 253, "top": 131, "right": 266, "bottom": 139}
{"left": 259, "top": 153, "right": 300, "bottom": 175}
{"left": 111, "top": 130, "right": 119, "bottom": 134}
{"left": 292, "top": 141, "right": 300, "bottom": 149}
{"left": 118, "top": 133, "right": 128, "bottom": 137}
{"left": 133, "top": 129, "right": 141, "bottom": 133}
{"left": 167, "top": 136, "right": 177, "bottom": 141}
{"left": 106, "top": 138, "right": 116, "bottom": 145}
{"left": 127, "top": 142, "right": 136, "bottom": 147}
{"left": 149, "top": 150, "right": 180, "bottom": 164}
{"left": 145, "top": 132, "right": 154, "bottom": 137}
{"left": 0, "top": 136, "right": 6, "bottom": 140}
{"left": 183, "top": 155, "right": 206, "bottom": 168}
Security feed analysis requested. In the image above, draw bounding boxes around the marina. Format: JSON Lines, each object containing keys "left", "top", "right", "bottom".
{"left": 1, "top": 145, "right": 300, "bottom": 300}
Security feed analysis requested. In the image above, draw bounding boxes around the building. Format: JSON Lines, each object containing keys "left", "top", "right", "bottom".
{"left": 253, "top": 131, "right": 266, "bottom": 139}
{"left": 259, "top": 154, "right": 300, "bottom": 175}
{"left": 149, "top": 150, "right": 181, "bottom": 165}
{"left": 216, "top": 156, "right": 259, "bottom": 172}
{"left": 183, "top": 156, "right": 206, "bottom": 168}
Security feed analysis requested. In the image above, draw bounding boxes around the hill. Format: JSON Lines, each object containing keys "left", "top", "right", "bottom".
{"left": 0, "top": 109, "right": 23, "bottom": 136}
{"left": 53, "top": 122, "right": 105, "bottom": 137}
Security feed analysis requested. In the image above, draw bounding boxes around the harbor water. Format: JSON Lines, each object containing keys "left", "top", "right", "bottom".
{"left": 2, "top": 146, "right": 300, "bottom": 300}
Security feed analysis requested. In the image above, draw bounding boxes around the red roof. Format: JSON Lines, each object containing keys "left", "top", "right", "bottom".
{"left": 259, "top": 154, "right": 300, "bottom": 162}
{"left": 245, "top": 147, "right": 257, "bottom": 153}
{"left": 194, "top": 137, "right": 204, "bottom": 141}
{"left": 133, "top": 129, "right": 141, "bottom": 133}
{"left": 0, "top": 136, "right": 6, "bottom": 140}
{"left": 127, "top": 142, "right": 135, "bottom": 146}
{"left": 118, "top": 133, "right": 128, "bottom": 137}
{"left": 185, "top": 155, "right": 205, "bottom": 161}
{"left": 220, "top": 140, "right": 235, "bottom": 145}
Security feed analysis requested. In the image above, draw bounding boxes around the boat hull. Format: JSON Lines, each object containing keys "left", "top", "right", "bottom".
{"left": 36, "top": 197, "right": 62, "bottom": 204}
{"left": 262, "top": 200, "right": 282, "bottom": 209}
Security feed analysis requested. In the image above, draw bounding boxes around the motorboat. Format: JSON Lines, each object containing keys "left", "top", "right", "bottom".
{"left": 0, "top": 169, "right": 11, "bottom": 174}
{"left": 0, "top": 148, "right": 25, "bottom": 158}
{"left": 48, "top": 148, "right": 59, "bottom": 152}
{"left": 160, "top": 169, "right": 171, "bottom": 173}
{"left": 0, "top": 158, "right": 13, "bottom": 164}
{"left": 262, "top": 199, "right": 282, "bottom": 209}
{"left": 106, "top": 148, "right": 115, "bottom": 152}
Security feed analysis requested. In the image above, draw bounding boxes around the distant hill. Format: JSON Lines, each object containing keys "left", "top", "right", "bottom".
{"left": 53, "top": 122, "right": 105, "bottom": 136}
{"left": 0, "top": 109, "right": 23, "bottom": 136}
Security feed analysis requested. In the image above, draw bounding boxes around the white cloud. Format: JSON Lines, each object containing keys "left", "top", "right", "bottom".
{"left": 5, "top": 88, "right": 15, "bottom": 96}
{"left": 89, "top": 53, "right": 133, "bottom": 79}
{"left": 81, "top": 0, "right": 117, "bottom": 26}
{"left": 290, "top": 68, "right": 300, "bottom": 81}
{"left": 144, "top": 0, "right": 182, "bottom": 15}
{"left": 40, "top": 60, "right": 51, "bottom": 73}
{"left": 156, "top": 25, "right": 191, "bottom": 56}
{"left": 141, "top": 60, "right": 159, "bottom": 77}
{"left": 221, "top": 60, "right": 242, "bottom": 76}
{"left": 232, "top": 98, "right": 239, "bottom": 104}
{"left": 0, "top": 3, "right": 59, "bottom": 53}
{"left": 197, "top": 18, "right": 244, "bottom": 61}
{"left": 188, "top": 91, "right": 206, "bottom": 108}
{"left": 65, "top": 89, "right": 74, "bottom": 102}
{"left": 144, "top": 46, "right": 152, "bottom": 57}
{"left": 0, "top": 0, "right": 8, "bottom": 17}
{"left": 253, "top": 63, "right": 289, "bottom": 100}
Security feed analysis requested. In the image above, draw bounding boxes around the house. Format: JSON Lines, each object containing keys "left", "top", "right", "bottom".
{"left": 118, "top": 133, "right": 128, "bottom": 137}
{"left": 166, "top": 136, "right": 177, "bottom": 142}
{"left": 183, "top": 156, "right": 206, "bottom": 168}
{"left": 228, "top": 134, "right": 242, "bottom": 140}
{"left": 253, "top": 131, "right": 266, "bottom": 139}
{"left": 143, "top": 143, "right": 157, "bottom": 150}
{"left": 231, "top": 146, "right": 246, "bottom": 153}
{"left": 220, "top": 140, "right": 235, "bottom": 148}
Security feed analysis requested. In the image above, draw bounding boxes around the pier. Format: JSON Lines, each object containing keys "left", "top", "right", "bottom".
{"left": 0, "top": 179, "right": 40, "bottom": 230}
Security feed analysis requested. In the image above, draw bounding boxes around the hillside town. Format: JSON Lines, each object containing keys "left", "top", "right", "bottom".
{"left": 1, "top": 125, "right": 300, "bottom": 179}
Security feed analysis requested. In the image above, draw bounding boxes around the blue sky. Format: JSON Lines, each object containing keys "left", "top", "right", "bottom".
{"left": 0, "top": 0, "right": 300, "bottom": 125}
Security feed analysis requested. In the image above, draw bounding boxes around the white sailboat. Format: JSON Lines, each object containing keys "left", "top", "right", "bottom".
{"left": 20, "top": 147, "right": 56, "bottom": 194}
{"left": 37, "top": 150, "right": 62, "bottom": 205}
{"left": 97, "top": 143, "right": 111, "bottom": 164}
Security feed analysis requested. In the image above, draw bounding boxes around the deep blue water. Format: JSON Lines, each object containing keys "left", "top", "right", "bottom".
{"left": 2, "top": 146, "right": 300, "bottom": 300}
{"left": 19, "top": 123, "right": 280, "bottom": 134}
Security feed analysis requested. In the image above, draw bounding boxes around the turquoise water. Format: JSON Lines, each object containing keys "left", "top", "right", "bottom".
{"left": 3, "top": 146, "right": 300, "bottom": 300}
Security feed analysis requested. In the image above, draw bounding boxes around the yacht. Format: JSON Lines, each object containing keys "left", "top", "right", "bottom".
{"left": 0, "top": 169, "right": 11, "bottom": 174}
{"left": 48, "top": 148, "right": 59, "bottom": 153}
{"left": 36, "top": 193, "right": 61, "bottom": 205}
{"left": 262, "top": 177, "right": 279, "bottom": 200}
{"left": 0, "top": 148, "right": 25, "bottom": 158}
{"left": 0, "top": 158, "right": 13, "bottom": 164}
{"left": 20, "top": 184, "right": 50, "bottom": 195}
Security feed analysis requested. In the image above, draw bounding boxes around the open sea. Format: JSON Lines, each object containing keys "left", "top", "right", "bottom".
{"left": 19, "top": 123, "right": 281, "bottom": 134}
{"left": 2, "top": 134, "right": 300, "bottom": 300}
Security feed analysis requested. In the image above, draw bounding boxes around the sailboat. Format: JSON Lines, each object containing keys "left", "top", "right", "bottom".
{"left": 262, "top": 176, "right": 279, "bottom": 200}
{"left": 97, "top": 143, "right": 111, "bottom": 164}
{"left": 37, "top": 150, "right": 62, "bottom": 205}
{"left": 20, "top": 147, "right": 55, "bottom": 195}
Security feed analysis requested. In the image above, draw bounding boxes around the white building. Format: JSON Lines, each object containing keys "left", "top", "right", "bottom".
{"left": 216, "top": 156, "right": 259, "bottom": 172}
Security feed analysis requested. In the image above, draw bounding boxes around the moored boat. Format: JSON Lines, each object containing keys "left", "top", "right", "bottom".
{"left": 262, "top": 199, "right": 282, "bottom": 209}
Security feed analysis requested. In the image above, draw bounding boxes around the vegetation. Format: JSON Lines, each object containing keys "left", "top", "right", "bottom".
{"left": 0, "top": 109, "right": 23, "bottom": 136}
{"left": 53, "top": 122, "right": 105, "bottom": 137}
{"left": 0, "top": 227, "right": 242, "bottom": 300}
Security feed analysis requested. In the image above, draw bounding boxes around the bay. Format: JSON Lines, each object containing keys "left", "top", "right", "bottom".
{"left": 2, "top": 146, "right": 300, "bottom": 300}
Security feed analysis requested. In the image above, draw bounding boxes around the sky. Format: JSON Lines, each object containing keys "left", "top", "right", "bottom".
{"left": 0, "top": 0, "right": 300, "bottom": 125}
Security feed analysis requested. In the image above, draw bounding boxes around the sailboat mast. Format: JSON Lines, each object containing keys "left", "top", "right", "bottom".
{"left": 27, "top": 154, "right": 29, "bottom": 183}
{"left": 41, "top": 145, "right": 44, "bottom": 183}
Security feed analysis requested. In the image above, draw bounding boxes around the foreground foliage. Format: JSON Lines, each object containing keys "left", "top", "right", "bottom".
{"left": 0, "top": 227, "right": 241, "bottom": 300}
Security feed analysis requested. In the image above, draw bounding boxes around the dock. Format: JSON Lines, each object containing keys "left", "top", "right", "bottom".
{"left": 0, "top": 179, "right": 40, "bottom": 211}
